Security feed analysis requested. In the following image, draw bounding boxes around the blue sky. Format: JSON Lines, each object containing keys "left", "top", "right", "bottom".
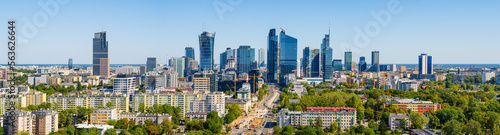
{"left": 1, "top": 0, "right": 499, "bottom": 64}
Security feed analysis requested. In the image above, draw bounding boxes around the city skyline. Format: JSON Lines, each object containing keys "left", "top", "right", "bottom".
{"left": 2, "top": 1, "right": 499, "bottom": 64}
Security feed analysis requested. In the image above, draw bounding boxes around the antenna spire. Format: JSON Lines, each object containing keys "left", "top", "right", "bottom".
{"left": 328, "top": 21, "right": 331, "bottom": 35}
{"left": 203, "top": 23, "right": 206, "bottom": 32}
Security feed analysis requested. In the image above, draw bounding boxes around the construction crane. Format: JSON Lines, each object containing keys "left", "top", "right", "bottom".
{"left": 247, "top": 75, "right": 260, "bottom": 94}
{"left": 226, "top": 79, "right": 244, "bottom": 94}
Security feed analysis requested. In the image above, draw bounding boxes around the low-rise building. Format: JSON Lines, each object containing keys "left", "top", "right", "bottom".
{"left": 384, "top": 98, "right": 441, "bottom": 114}
{"left": 90, "top": 108, "right": 118, "bottom": 124}
{"left": 64, "top": 76, "right": 83, "bottom": 83}
{"left": 226, "top": 99, "right": 251, "bottom": 113}
{"left": 46, "top": 77, "right": 61, "bottom": 85}
{"left": 117, "top": 113, "right": 171, "bottom": 125}
{"left": 277, "top": 107, "right": 357, "bottom": 130}
{"left": 389, "top": 113, "right": 411, "bottom": 131}
{"left": 49, "top": 92, "right": 129, "bottom": 112}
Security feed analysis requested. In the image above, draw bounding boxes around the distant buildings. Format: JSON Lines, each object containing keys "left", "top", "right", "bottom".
{"left": 366, "top": 51, "right": 380, "bottom": 72}
{"left": 113, "top": 74, "right": 137, "bottom": 96}
{"left": 258, "top": 48, "right": 265, "bottom": 67}
{"left": 482, "top": 72, "right": 495, "bottom": 83}
{"left": 199, "top": 31, "right": 215, "bottom": 71}
{"left": 344, "top": 51, "right": 352, "bottom": 71}
{"left": 279, "top": 28, "right": 298, "bottom": 86}
{"left": 419, "top": 53, "right": 433, "bottom": 75}
{"left": 267, "top": 29, "right": 279, "bottom": 83}
{"left": 92, "top": 31, "right": 110, "bottom": 78}
{"left": 358, "top": 56, "right": 367, "bottom": 72}
{"left": 68, "top": 58, "right": 73, "bottom": 69}
{"left": 172, "top": 57, "right": 185, "bottom": 78}
{"left": 333, "top": 59, "right": 342, "bottom": 71}
{"left": 237, "top": 45, "right": 254, "bottom": 74}
{"left": 131, "top": 92, "right": 196, "bottom": 118}
{"left": 323, "top": 47, "right": 333, "bottom": 81}
{"left": 187, "top": 92, "right": 226, "bottom": 118}
{"left": 76, "top": 124, "right": 114, "bottom": 135}
{"left": 302, "top": 47, "right": 320, "bottom": 78}
{"left": 389, "top": 113, "right": 411, "bottom": 131}
{"left": 277, "top": 107, "right": 357, "bottom": 130}
{"left": 384, "top": 98, "right": 441, "bottom": 114}
{"left": 320, "top": 32, "right": 330, "bottom": 77}
{"left": 185, "top": 47, "right": 195, "bottom": 60}
{"left": 49, "top": 92, "right": 129, "bottom": 112}
{"left": 118, "top": 113, "right": 171, "bottom": 125}
{"left": 146, "top": 57, "right": 157, "bottom": 72}
{"left": 4, "top": 109, "right": 58, "bottom": 135}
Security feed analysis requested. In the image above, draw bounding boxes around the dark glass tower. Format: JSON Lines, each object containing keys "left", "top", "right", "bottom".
{"left": 199, "top": 31, "right": 215, "bottom": 71}
{"left": 68, "top": 58, "right": 73, "bottom": 69}
{"left": 345, "top": 51, "right": 352, "bottom": 71}
{"left": 267, "top": 29, "right": 279, "bottom": 83}
{"left": 321, "top": 33, "right": 330, "bottom": 76}
{"left": 302, "top": 47, "right": 319, "bottom": 77}
{"left": 220, "top": 48, "right": 229, "bottom": 70}
{"left": 367, "top": 51, "right": 380, "bottom": 72}
{"left": 237, "top": 45, "right": 253, "bottom": 74}
{"left": 146, "top": 57, "right": 157, "bottom": 72}
{"left": 323, "top": 47, "right": 333, "bottom": 81}
{"left": 278, "top": 29, "right": 297, "bottom": 85}
{"left": 358, "top": 56, "right": 367, "bottom": 72}
{"left": 92, "top": 31, "right": 109, "bottom": 78}
{"left": 185, "top": 47, "right": 195, "bottom": 60}
{"left": 333, "top": 59, "right": 342, "bottom": 71}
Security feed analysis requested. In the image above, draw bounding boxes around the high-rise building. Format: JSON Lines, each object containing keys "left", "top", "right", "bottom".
{"left": 146, "top": 57, "right": 157, "bottom": 72}
{"left": 344, "top": 51, "right": 352, "bottom": 71}
{"left": 220, "top": 48, "right": 229, "bottom": 70}
{"left": 185, "top": 47, "right": 195, "bottom": 60}
{"left": 249, "top": 48, "right": 255, "bottom": 62}
{"left": 199, "top": 31, "right": 215, "bottom": 71}
{"left": 113, "top": 74, "right": 137, "bottom": 96}
{"left": 131, "top": 92, "right": 196, "bottom": 118}
{"left": 320, "top": 32, "right": 330, "bottom": 76}
{"left": 92, "top": 31, "right": 110, "bottom": 78}
{"left": 333, "top": 59, "right": 342, "bottom": 71}
{"left": 279, "top": 29, "right": 298, "bottom": 86}
{"left": 367, "top": 51, "right": 380, "bottom": 72}
{"left": 140, "top": 66, "right": 146, "bottom": 75}
{"left": 172, "top": 57, "right": 185, "bottom": 78}
{"left": 68, "top": 58, "right": 73, "bottom": 69}
{"left": 358, "top": 56, "right": 367, "bottom": 72}
{"left": 258, "top": 48, "right": 265, "bottom": 67}
{"left": 323, "top": 47, "right": 333, "bottom": 81}
{"left": 4, "top": 111, "right": 34, "bottom": 135}
{"left": 237, "top": 45, "right": 254, "bottom": 74}
{"left": 267, "top": 29, "right": 279, "bottom": 83}
{"left": 302, "top": 47, "right": 320, "bottom": 78}
{"left": 32, "top": 109, "right": 59, "bottom": 135}
{"left": 419, "top": 53, "right": 433, "bottom": 75}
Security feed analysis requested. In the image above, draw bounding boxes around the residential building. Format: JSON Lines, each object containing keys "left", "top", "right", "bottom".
{"left": 419, "top": 53, "right": 433, "bottom": 75}
{"left": 258, "top": 48, "right": 265, "bottom": 67}
{"left": 193, "top": 71, "right": 217, "bottom": 92}
{"left": 237, "top": 83, "right": 251, "bottom": 100}
{"left": 398, "top": 81, "right": 418, "bottom": 91}
{"left": 226, "top": 99, "right": 252, "bottom": 113}
{"left": 140, "top": 66, "right": 146, "bottom": 75}
{"left": 32, "top": 109, "right": 59, "bottom": 135}
{"left": 92, "top": 31, "right": 110, "bottom": 78}
{"left": 187, "top": 92, "right": 225, "bottom": 117}
{"left": 28, "top": 74, "right": 48, "bottom": 86}
{"left": 0, "top": 91, "right": 47, "bottom": 115}
{"left": 345, "top": 51, "right": 352, "bottom": 71}
{"left": 131, "top": 92, "right": 196, "bottom": 117}
{"left": 199, "top": 31, "right": 215, "bottom": 71}
{"left": 279, "top": 28, "right": 298, "bottom": 86}
{"left": 389, "top": 113, "right": 411, "bottom": 131}
{"left": 267, "top": 28, "right": 279, "bottom": 83}
{"left": 64, "top": 76, "right": 82, "bottom": 83}
{"left": 118, "top": 113, "right": 171, "bottom": 125}
{"left": 147, "top": 57, "right": 157, "bottom": 72}
{"left": 277, "top": 107, "right": 357, "bottom": 130}
{"left": 4, "top": 111, "right": 34, "bottom": 135}
{"left": 48, "top": 92, "right": 129, "bottom": 112}
{"left": 482, "top": 72, "right": 495, "bottom": 83}
{"left": 76, "top": 124, "right": 114, "bottom": 135}
{"left": 193, "top": 77, "right": 210, "bottom": 94}
{"left": 384, "top": 98, "right": 441, "bottom": 114}
{"left": 90, "top": 108, "right": 118, "bottom": 124}
{"left": 113, "top": 74, "right": 137, "bottom": 96}
{"left": 47, "top": 77, "right": 61, "bottom": 86}
{"left": 185, "top": 47, "right": 195, "bottom": 60}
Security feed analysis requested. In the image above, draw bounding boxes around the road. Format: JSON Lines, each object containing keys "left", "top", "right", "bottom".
{"left": 231, "top": 84, "right": 280, "bottom": 135}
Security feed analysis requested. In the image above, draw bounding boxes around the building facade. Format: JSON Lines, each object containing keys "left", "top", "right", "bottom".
{"left": 199, "top": 31, "right": 215, "bottom": 71}
{"left": 323, "top": 47, "right": 333, "bottom": 81}
{"left": 49, "top": 92, "right": 129, "bottom": 112}
{"left": 277, "top": 107, "right": 357, "bottom": 130}
{"left": 267, "top": 29, "right": 279, "bottom": 83}
{"left": 185, "top": 47, "right": 195, "bottom": 60}
{"left": 131, "top": 92, "right": 196, "bottom": 118}
{"left": 344, "top": 51, "right": 352, "bottom": 71}
{"left": 147, "top": 57, "right": 157, "bottom": 72}
{"left": 258, "top": 48, "right": 265, "bottom": 67}
{"left": 92, "top": 31, "right": 110, "bottom": 78}
{"left": 384, "top": 98, "right": 441, "bottom": 114}
{"left": 237, "top": 45, "right": 254, "bottom": 74}
{"left": 32, "top": 109, "right": 59, "bottom": 135}
{"left": 279, "top": 29, "right": 298, "bottom": 86}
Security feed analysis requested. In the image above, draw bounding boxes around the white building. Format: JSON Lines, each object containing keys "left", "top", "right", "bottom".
{"left": 113, "top": 76, "right": 137, "bottom": 96}
{"left": 482, "top": 72, "right": 495, "bottom": 83}
{"left": 277, "top": 107, "right": 357, "bottom": 130}
{"left": 398, "top": 81, "right": 418, "bottom": 92}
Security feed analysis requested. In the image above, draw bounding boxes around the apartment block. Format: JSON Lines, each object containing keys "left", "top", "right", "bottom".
{"left": 277, "top": 107, "right": 357, "bottom": 130}
{"left": 64, "top": 76, "right": 83, "bottom": 83}
{"left": 48, "top": 92, "right": 129, "bottom": 112}
{"left": 131, "top": 92, "right": 196, "bottom": 118}
{"left": 384, "top": 98, "right": 441, "bottom": 114}
{"left": 90, "top": 108, "right": 118, "bottom": 124}
{"left": 118, "top": 113, "right": 171, "bottom": 125}
{"left": 46, "top": 77, "right": 61, "bottom": 86}
{"left": 32, "top": 109, "right": 59, "bottom": 135}
{"left": 388, "top": 113, "right": 411, "bottom": 131}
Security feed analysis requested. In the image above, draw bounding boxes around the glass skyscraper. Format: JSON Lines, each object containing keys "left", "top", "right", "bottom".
{"left": 220, "top": 48, "right": 229, "bottom": 70}
{"left": 358, "top": 56, "right": 367, "bottom": 72}
{"left": 321, "top": 33, "right": 330, "bottom": 76}
{"left": 237, "top": 45, "right": 254, "bottom": 74}
{"left": 267, "top": 29, "right": 279, "bottom": 83}
{"left": 258, "top": 48, "right": 265, "bottom": 67}
{"left": 199, "top": 31, "right": 215, "bottom": 71}
{"left": 68, "top": 58, "right": 73, "bottom": 69}
{"left": 279, "top": 29, "right": 297, "bottom": 85}
{"left": 323, "top": 47, "right": 333, "bottom": 81}
{"left": 146, "top": 57, "right": 157, "bottom": 72}
{"left": 333, "top": 59, "right": 342, "bottom": 71}
{"left": 172, "top": 57, "right": 185, "bottom": 78}
{"left": 185, "top": 47, "right": 195, "bottom": 60}
{"left": 371, "top": 51, "right": 380, "bottom": 72}
{"left": 92, "top": 31, "right": 109, "bottom": 78}
{"left": 419, "top": 53, "right": 433, "bottom": 74}
{"left": 345, "top": 51, "right": 352, "bottom": 71}
{"left": 302, "top": 47, "right": 320, "bottom": 77}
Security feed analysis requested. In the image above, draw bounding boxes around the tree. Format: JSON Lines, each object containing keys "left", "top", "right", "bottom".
{"left": 204, "top": 111, "right": 223, "bottom": 133}
{"left": 104, "top": 128, "right": 116, "bottom": 135}
{"left": 273, "top": 126, "right": 282, "bottom": 134}
{"left": 282, "top": 125, "right": 294, "bottom": 135}
{"left": 466, "top": 120, "right": 482, "bottom": 135}
{"left": 89, "top": 127, "right": 100, "bottom": 135}
{"left": 224, "top": 112, "right": 236, "bottom": 123}
{"left": 14, "top": 131, "right": 29, "bottom": 135}
{"left": 398, "top": 118, "right": 408, "bottom": 130}
{"left": 315, "top": 117, "right": 323, "bottom": 128}
{"left": 145, "top": 125, "right": 159, "bottom": 135}
{"left": 106, "top": 102, "right": 113, "bottom": 108}
{"left": 139, "top": 103, "right": 146, "bottom": 113}
{"left": 410, "top": 111, "right": 427, "bottom": 129}
{"left": 442, "top": 120, "right": 462, "bottom": 135}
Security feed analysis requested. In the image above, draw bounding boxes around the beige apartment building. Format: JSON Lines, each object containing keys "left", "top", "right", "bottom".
{"left": 32, "top": 109, "right": 59, "bottom": 135}
{"left": 48, "top": 92, "right": 129, "bottom": 112}
{"left": 131, "top": 92, "right": 196, "bottom": 118}
{"left": 46, "top": 77, "right": 61, "bottom": 85}
{"left": 63, "top": 76, "right": 83, "bottom": 83}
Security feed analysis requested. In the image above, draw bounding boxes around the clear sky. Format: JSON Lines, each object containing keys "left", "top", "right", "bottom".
{"left": 1, "top": 0, "right": 499, "bottom": 65}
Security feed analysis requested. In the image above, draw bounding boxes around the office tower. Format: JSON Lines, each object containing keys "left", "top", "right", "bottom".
{"left": 185, "top": 47, "right": 195, "bottom": 60}
{"left": 146, "top": 57, "right": 157, "bottom": 72}
{"left": 92, "top": 31, "right": 110, "bottom": 78}
{"left": 359, "top": 56, "right": 367, "bottom": 72}
{"left": 367, "top": 51, "right": 380, "bottom": 72}
{"left": 220, "top": 48, "right": 233, "bottom": 70}
{"left": 68, "top": 58, "right": 73, "bottom": 69}
{"left": 302, "top": 47, "right": 320, "bottom": 78}
{"left": 172, "top": 57, "right": 185, "bottom": 78}
{"left": 345, "top": 51, "right": 352, "bottom": 71}
{"left": 199, "top": 31, "right": 215, "bottom": 71}
{"left": 323, "top": 47, "right": 333, "bottom": 81}
{"left": 237, "top": 45, "right": 254, "bottom": 74}
{"left": 333, "top": 59, "right": 342, "bottom": 71}
{"left": 113, "top": 74, "right": 137, "bottom": 96}
{"left": 267, "top": 29, "right": 279, "bottom": 83}
{"left": 320, "top": 32, "right": 330, "bottom": 76}
{"left": 390, "top": 64, "right": 397, "bottom": 72}
{"left": 32, "top": 109, "right": 59, "bottom": 135}
{"left": 184, "top": 56, "right": 193, "bottom": 77}
{"left": 419, "top": 53, "right": 433, "bottom": 74}
{"left": 249, "top": 48, "right": 255, "bottom": 62}
{"left": 140, "top": 66, "right": 146, "bottom": 75}
{"left": 258, "top": 48, "right": 265, "bottom": 67}
{"left": 279, "top": 28, "right": 298, "bottom": 85}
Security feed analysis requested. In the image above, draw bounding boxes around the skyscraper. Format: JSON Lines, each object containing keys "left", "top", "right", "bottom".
{"left": 345, "top": 51, "right": 352, "bottom": 71}
{"left": 302, "top": 47, "right": 320, "bottom": 77}
{"left": 333, "top": 59, "right": 342, "bottom": 71}
{"left": 358, "top": 56, "right": 367, "bottom": 72}
{"left": 237, "top": 45, "right": 253, "bottom": 74}
{"left": 258, "top": 48, "right": 265, "bottom": 67}
{"left": 220, "top": 48, "right": 229, "bottom": 70}
{"left": 279, "top": 28, "right": 298, "bottom": 85}
{"left": 419, "top": 53, "right": 433, "bottom": 74}
{"left": 321, "top": 32, "right": 330, "bottom": 76}
{"left": 267, "top": 29, "right": 279, "bottom": 83}
{"left": 249, "top": 48, "right": 255, "bottom": 63}
{"left": 366, "top": 51, "right": 380, "bottom": 72}
{"left": 68, "top": 58, "right": 73, "bottom": 69}
{"left": 323, "top": 47, "right": 333, "bottom": 81}
{"left": 199, "top": 31, "right": 215, "bottom": 71}
{"left": 185, "top": 47, "right": 195, "bottom": 60}
{"left": 92, "top": 31, "right": 109, "bottom": 78}
{"left": 173, "top": 57, "right": 185, "bottom": 78}
{"left": 146, "top": 57, "right": 157, "bottom": 72}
